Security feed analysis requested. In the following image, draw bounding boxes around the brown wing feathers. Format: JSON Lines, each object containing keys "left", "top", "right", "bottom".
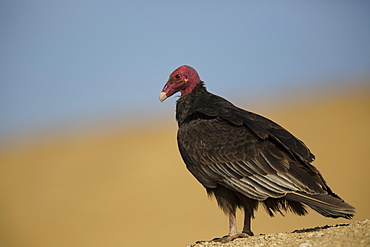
{"left": 180, "top": 118, "right": 320, "bottom": 198}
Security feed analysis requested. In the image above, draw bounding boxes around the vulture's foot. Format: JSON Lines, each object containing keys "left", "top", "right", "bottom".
{"left": 211, "top": 232, "right": 250, "bottom": 243}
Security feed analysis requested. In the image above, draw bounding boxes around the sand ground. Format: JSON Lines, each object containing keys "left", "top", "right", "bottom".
{"left": 0, "top": 85, "right": 369, "bottom": 247}
{"left": 187, "top": 220, "right": 369, "bottom": 247}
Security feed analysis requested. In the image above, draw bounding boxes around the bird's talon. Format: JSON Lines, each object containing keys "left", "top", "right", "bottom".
{"left": 211, "top": 233, "right": 249, "bottom": 243}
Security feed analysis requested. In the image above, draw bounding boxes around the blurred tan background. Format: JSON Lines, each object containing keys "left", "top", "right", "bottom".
{"left": 1, "top": 84, "right": 369, "bottom": 247}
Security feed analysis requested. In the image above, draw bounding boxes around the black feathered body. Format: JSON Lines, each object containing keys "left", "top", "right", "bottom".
{"left": 176, "top": 83, "right": 354, "bottom": 220}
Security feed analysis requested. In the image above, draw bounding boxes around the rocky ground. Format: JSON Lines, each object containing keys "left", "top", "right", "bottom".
{"left": 186, "top": 219, "right": 369, "bottom": 247}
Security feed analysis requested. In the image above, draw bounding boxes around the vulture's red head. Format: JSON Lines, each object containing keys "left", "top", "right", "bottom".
{"left": 159, "top": 65, "right": 201, "bottom": 102}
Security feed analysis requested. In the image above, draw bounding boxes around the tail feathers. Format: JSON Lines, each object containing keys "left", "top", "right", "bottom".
{"left": 286, "top": 191, "right": 355, "bottom": 219}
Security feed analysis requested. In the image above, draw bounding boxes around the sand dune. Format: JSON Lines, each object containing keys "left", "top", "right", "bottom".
{"left": 0, "top": 86, "right": 369, "bottom": 247}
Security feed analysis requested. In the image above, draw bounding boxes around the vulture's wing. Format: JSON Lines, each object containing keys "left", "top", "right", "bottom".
{"left": 219, "top": 106, "right": 315, "bottom": 163}
{"left": 177, "top": 108, "right": 328, "bottom": 201}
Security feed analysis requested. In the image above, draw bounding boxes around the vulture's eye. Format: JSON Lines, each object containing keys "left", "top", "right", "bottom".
{"left": 175, "top": 74, "right": 181, "bottom": 79}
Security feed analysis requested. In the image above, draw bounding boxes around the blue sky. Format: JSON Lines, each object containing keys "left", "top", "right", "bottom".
{"left": 1, "top": 1, "right": 370, "bottom": 141}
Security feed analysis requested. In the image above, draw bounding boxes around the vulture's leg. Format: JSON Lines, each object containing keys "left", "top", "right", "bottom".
{"left": 228, "top": 210, "right": 238, "bottom": 236}
{"left": 242, "top": 207, "right": 254, "bottom": 236}
{"left": 212, "top": 210, "right": 249, "bottom": 243}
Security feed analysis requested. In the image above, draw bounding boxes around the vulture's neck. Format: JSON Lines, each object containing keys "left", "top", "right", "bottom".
{"left": 175, "top": 82, "right": 209, "bottom": 126}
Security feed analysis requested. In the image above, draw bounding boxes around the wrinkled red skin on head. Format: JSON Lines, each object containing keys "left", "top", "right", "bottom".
{"left": 161, "top": 65, "right": 201, "bottom": 99}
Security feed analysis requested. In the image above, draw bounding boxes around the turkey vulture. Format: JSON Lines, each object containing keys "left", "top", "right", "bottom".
{"left": 159, "top": 65, "right": 355, "bottom": 243}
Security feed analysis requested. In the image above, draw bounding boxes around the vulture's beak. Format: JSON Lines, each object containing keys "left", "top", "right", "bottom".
{"left": 159, "top": 92, "right": 167, "bottom": 102}
{"left": 159, "top": 80, "right": 177, "bottom": 102}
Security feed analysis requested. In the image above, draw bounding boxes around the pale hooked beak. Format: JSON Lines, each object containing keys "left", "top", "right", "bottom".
{"left": 159, "top": 92, "right": 167, "bottom": 102}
